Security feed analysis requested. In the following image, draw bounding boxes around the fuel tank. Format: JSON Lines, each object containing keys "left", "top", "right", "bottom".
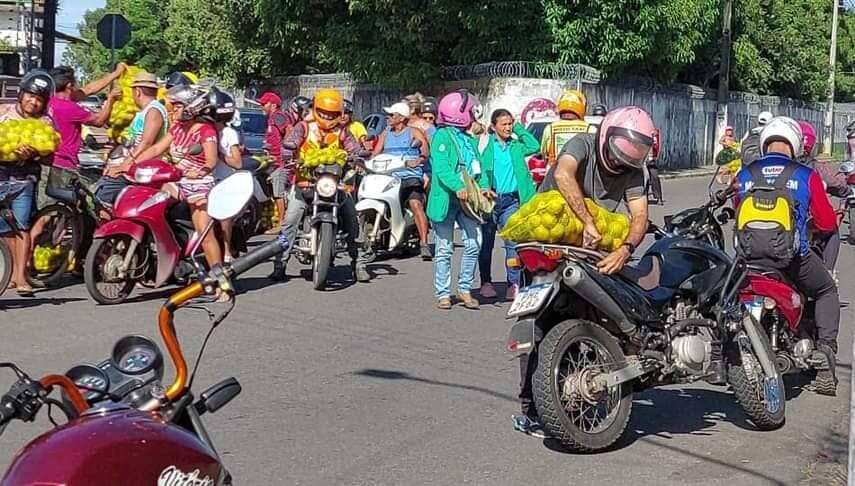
{"left": 2, "top": 405, "right": 224, "bottom": 486}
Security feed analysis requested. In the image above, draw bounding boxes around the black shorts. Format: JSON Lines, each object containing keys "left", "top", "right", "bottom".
{"left": 400, "top": 178, "right": 425, "bottom": 205}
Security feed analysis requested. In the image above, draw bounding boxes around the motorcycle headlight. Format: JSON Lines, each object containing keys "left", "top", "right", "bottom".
{"left": 316, "top": 176, "right": 337, "bottom": 198}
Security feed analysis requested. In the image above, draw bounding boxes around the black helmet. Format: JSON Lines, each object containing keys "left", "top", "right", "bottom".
{"left": 211, "top": 89, "right": 236, "bottom": 124}
{"left": 181, "top": 87, "right": 223, "bottom": 122}
{"left": 422, "top": 96, "right": 437, "bottom": 115}
{"left": 592, "top": 104, "right": 607, "bottom": 117}
{"left": 165, "top": 72, "right": 194, "bottom": 89}
{"left": 290, "top": 96, "right": 311, "bottom": 115}
{"left": 20, "top": 70, "right": 54, "bottom": 100}
{"left": 343, "top": 99, "right": 353, "bottom": 114}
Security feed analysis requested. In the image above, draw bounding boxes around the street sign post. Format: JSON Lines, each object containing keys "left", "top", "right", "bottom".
{"left": 96, "top": 14, "right": 131, "bottom": 68}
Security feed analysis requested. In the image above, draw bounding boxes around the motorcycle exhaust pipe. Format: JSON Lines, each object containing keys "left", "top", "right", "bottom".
{"left": 562, "top": 264, "right": 637, "bottom": 339}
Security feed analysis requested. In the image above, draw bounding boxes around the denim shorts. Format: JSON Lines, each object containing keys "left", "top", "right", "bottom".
{"left": 0, "top": 180, "right": 34, "bottom": 233}
{"left": 270, "top": 167, "right": 293, "bottom": 198}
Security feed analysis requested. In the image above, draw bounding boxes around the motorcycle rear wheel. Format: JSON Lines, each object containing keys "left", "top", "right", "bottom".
{"left": 84, "top": 236, "right": 138, "bottom": 305}
{"left": 728, "top": 328, "right": 786, "bottom": 430}
{"left": 534, "top": 319, "right": 633, "bottom": 452}
{"left": 312, "top": 222, "right": 334, "bottom": 290}
{"left": 0, "top": 240, "right": 11, "bottom": 296}
{"left": 27, "top": 204, "right": 81, "bottom": 288}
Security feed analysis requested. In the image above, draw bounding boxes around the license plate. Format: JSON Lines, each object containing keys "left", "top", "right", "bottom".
{"left": 508, "top": 283, "right": 553, "bottom": 317}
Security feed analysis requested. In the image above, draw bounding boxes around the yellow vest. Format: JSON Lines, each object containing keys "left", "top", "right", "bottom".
{"left": 541, "top": 120, "right": 589, "bottom": 164}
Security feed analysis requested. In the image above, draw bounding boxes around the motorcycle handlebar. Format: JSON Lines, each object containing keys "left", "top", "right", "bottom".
{"left": 228, "top": 236, "right": 291, "bottom": 277}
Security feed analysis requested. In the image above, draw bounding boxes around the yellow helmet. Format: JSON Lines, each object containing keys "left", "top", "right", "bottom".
{"left": 313, "top": 89, "right": 344, "bottom": 130}
{"left": 557, "top": 90, "right": 587, "bottom": 119}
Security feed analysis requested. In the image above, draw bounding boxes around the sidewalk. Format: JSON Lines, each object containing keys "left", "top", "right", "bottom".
{"left": 660, "top": 155, "right": 844, "bottom": 180}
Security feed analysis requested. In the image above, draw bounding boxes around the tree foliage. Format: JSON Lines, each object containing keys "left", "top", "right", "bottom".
{"left": 63, "top": 0, "right": 855, "bottom": 101}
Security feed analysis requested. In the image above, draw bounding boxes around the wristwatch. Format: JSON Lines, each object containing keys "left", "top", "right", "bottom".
{"left": 621, "top": 241, "right": 636, "bottom": 254}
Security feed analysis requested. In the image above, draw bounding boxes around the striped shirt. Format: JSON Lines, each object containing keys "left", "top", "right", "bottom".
{"left": 169, "top": 122, "right": 218, "bottom": 176}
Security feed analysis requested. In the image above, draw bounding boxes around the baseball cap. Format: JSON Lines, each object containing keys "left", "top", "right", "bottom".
{"left": 130, "top": 72, "right": 158, "bottom": 89}
{"left": 383, "top": 102, "right": 411, "bottom": 118}
{"left": 258, "top": 92, "right": 282, "bottom": 107}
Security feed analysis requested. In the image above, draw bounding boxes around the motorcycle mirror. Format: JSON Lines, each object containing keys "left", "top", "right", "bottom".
{"left": 718, "top": 207, "right": 736, "bottom": 224}
{"left": 840, "top": 160, "right": 855, "bottom": 174}
{"left": 187, "top": 144, "right": 203, "bottom": 156}
{"left": 207, "top": 171, "right": 254, "bottom": 220}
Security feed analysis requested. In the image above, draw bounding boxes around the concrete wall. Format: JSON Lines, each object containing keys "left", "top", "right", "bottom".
{"left": 255, "top": 73, "right": 849, "bottom": 170}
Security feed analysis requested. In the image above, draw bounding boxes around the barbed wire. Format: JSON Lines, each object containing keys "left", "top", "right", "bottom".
{"left": 441, "top": 61, "right": 602, "bottom": 84}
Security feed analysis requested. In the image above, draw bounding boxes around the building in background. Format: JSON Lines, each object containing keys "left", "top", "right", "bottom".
{"left": 0, "top": 0, "right": 81, "bottom": 76}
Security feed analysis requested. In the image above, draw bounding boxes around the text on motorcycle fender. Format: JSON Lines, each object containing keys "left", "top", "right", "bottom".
{"left": 158, "top": 465, "right": 214, "bottom": 486}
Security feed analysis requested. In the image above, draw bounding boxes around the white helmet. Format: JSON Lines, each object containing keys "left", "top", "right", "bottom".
{"left": 759, "top": 116, "right": 803, "bottom": 158}
{"left": 758, "top": 111, "right": 773, "bottom": 126}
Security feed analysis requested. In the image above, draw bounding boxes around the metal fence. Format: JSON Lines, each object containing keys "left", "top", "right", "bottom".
{"left": 257, "top": 63, "right": 855, "bottom": 169}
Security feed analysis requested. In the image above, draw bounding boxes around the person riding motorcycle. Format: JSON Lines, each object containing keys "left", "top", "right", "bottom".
{"left": 540, "top": 90, "right": 589, "bottom": 166}
{"left": 268, "top": 88, "right": 370, "bottom": 283}
{"left": 734, "top": 116, "right": 840, "bottom": 395}
{"left": 288, "top": 95, "right": 312, "bottom": 125}
{"left": 740, "top": 110, "right": 773, "bottom": 165}
{"left": 0, "top": 71, "right": 54, "bottom": 296}
{"left": 515, "top": 106, "right": 655, "bottom": 435}
{"left": 342, "top": 99, "right": 368, "bottom": 145}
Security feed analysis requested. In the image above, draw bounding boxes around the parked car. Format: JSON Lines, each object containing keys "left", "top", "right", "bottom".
{"left": 239, "top": 108, "right": 267, "bottom": 155}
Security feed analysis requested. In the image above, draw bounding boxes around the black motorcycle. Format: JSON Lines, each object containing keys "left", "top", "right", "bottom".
{"left": 506, "top": 185, "right": 784, "bottom": 452}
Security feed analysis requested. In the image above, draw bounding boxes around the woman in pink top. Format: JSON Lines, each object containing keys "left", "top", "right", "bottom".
{"left": 134, "top": 88, "right": 222, "bottom": 269}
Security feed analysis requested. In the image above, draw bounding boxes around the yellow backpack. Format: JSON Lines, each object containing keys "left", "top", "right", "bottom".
{"left": 735, "top": 163, "right": 799, "bottom": 267}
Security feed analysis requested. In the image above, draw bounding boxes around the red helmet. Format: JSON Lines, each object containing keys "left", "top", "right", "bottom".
{"left": 797, "top": 120, "right": 817, "bottom": 156}
{"left": 598, "top": 106, "right": 656, "bottom": 174}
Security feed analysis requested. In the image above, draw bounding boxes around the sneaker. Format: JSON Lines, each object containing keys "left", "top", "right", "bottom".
{"left": 505, "top": 284, "right": 519, "bottom": 301}
{"left": 479, "top": 282, "right": 497, "bottom": 299}
{"left": 268, "top": 263, "right": 287, "bottom": 282}
{"left": 512, "top": 414, "right": 548, "bottom": 439}
{"left": 354, "top": 262, "right": 371, "bottom": 282}
{"left": 437, "top": 297, "right": 452, "bottom": 310}
{"left": 456, "top": 292, "right": 480, "bottom": 310}
{"left": 809, "top": 341, "right": 838, "bottom": 396}
{"left": 420, "top": 244, "right": 433, "bottom": 261}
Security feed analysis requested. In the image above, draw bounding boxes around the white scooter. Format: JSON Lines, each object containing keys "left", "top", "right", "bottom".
{"left": 356, "top": 151, "right": 422, "bottom": 262}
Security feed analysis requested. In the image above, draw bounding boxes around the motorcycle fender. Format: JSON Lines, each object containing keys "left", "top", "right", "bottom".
{"left": 355, "top": 199, "right": 386, "bottom": 214}
{"left": 311, "top": 212, "right": 337, "bottom": 226}
{"left": 94, "top": 219, "right": 146, "bottom": 243}
{"left": 506, "top": 317, "right": 537, "bottom": 358}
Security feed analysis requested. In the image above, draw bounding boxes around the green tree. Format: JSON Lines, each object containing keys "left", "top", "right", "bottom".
{"left": 63, "top": 0, "right": 178, "bottom": 80}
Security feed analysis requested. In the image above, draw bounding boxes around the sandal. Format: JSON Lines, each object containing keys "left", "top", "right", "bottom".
{"left": 436, "top": 297, "right": 452, "bottom": 310}
{"left": 15, "top": 284, "right": 34, "bottom": 297}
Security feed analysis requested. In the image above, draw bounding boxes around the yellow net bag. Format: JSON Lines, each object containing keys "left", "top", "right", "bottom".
{"left": 0, "top": 119, "right": 60, "bottom": 162}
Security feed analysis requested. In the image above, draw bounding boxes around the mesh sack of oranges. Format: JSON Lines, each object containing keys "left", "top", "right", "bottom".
{"left": 302, "top": 146, "right": 347, "bottom": 169}
{"left": 0, "top": 119, "right": 61, "bottom": 163}
{"left": 499, "top": 190, "right": 630, "bottom": 252}
{"left": 106, "top": 65, "right": 144, "bottom": 142}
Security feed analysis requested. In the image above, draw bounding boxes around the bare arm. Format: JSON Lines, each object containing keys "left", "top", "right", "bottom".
{"left": 371, "top": 130, "right": 387, "bottom": 157}
{"left": 77, "top": 63, "right": 126, "bottom": 98}
{"left": 134, "top": 133, "right": 173, "bottom": 163}
{"left": 130, "top": 109, "right": 164, "bottom": 160}
{"left": 554, "top": 153, "right": 594, "bottom": 225}
{"left": 87, "top": 91, "right": 120, "bottom": 127}
{"left": 201, "top": 139, "right": 218, "bottom": 172}
{"left": 224, "top": 144, "right": 243, "bottom": 169}
{"left": 624, "top": 196, "right": 650, "bottom": 250}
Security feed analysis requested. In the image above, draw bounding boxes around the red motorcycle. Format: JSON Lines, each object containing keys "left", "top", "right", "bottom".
{"left": 83, "top": 158, "right": 210, "bottom": 305}
{"left": 0, "top": 174, "right": 287, "bottom": 486}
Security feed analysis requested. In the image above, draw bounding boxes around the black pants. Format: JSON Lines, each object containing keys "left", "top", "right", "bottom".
{"left": 784, "top": 251, "right": 840, "bottom": 348}
{"left": 647, "top": 163, "right": 663, "bottom": 202}
{"left": 813, "top": 231, "right": 840, "bottom": 272}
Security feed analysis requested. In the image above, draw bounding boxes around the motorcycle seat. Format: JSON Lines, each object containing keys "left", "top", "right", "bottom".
{"left": 167, "top": 201, "right": 194, "bottom": 229}
{"left": 746, "top": 264, "right": 789, "bottom": 282}
{"left": 619, "top": 255, "right": 661, "bottom": 291}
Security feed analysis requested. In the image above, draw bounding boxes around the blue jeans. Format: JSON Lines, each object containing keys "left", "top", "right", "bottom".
{"left": 433, "top": 200, "right": 482, "bottom": 299}
{"left": 0, "top": 180, "right": 34, "bottom": 233}
{"left": 479, "top": 193, "right": 520, "bottom": 286}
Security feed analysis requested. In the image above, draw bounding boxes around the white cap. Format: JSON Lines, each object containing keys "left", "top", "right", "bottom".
{"left": 383, "top": 102, "right": 411, "bottom": 118}
{"left": 758, "top": 111, "right": 773, "bottom": 125}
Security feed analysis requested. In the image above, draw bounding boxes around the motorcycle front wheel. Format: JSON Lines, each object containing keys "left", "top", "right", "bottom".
{"left": 534, "top": 319, "right": 633, "bottom": 452}
{"left": 727, "top": 327, "right": 786, "bottom": 430}
{"left": 27, "top": 204, "right": 81, "bottom": 288}
{"left": 84, "top": 236, "right": 138, "bottom": 305}
{"left": 312, "top": 222, "right": 334, "bottom": 290}
{"left": 0, "top": 240, "right": 11, "bottom": 296}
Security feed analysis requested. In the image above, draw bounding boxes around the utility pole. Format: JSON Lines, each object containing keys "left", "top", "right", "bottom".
{"left": 714, "top": 0, "right": 733, "bottom": 160}
{"left": 823, "top": 0, "right": 840, "bottom": 155}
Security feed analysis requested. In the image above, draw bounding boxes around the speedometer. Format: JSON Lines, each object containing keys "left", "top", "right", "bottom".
{"left": 111, "top": 335, "right": 163, "bottom": 376}
{"left": 65, "top": 364, "right": 110, "bottom": 402}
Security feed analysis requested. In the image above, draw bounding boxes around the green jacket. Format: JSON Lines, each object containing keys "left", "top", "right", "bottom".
{"left": 426, "top": 127, "right": 489, "bottom": 223}
{"left": 480, "top": 122, "right": 539, "bottom": 204}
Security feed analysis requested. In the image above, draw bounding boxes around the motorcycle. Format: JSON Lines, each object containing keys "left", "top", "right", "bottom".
{"left": 839, "top": 160, "right": 855, "bottom": 244}
{"left": 83, "top": 146, "right": 242, "bottom": 305}
{"left": 506, "top": 183, "right": 784, "bottom": 452}
{"left": 356, "top": 151, "right": 422, "bottom": 262}
{"left": 0, "top": 171, "right": 283, "bottom": 485}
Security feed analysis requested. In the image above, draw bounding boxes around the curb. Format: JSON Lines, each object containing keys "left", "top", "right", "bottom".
{"left": 660, "top": 167, "right": 719, "bottom": 180}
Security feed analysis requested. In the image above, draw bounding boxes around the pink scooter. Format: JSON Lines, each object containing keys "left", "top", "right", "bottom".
{"left": 83, "top": 158, "right": 209, "bottom": 305}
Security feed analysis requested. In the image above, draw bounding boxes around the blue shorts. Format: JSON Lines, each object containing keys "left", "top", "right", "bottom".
{"left": 0, "top": 180, "right": 34, "bottom": 233}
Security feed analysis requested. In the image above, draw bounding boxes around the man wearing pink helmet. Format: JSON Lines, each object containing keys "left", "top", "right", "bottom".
{"left": 514, "top": 106, "right": 655, "bottom": 436}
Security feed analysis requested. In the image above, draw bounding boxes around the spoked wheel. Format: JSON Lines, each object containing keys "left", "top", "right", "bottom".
{"left": 84, "top": 236, "right": 139, "bottom": 305}
{"left": 534, "top": 319, "right": 633, "bottom": 452}
{"left": 0, "top": 240, "right": 11, "bottom": 296}
{"left": 728, "top": 324, "right": 786, "bottom": 430}
{"left": 27, "top": 204, "right": 81, "bottom": 288}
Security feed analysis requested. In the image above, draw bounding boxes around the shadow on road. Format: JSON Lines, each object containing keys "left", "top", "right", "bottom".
{"left": 353, "top": 368, "right": 517, "bottom": 403}
{"left": 119, "top": 287, "right": 176, "bottom": 304}
{"left": 0, "top": 296, "right": 86, "bottom": 310}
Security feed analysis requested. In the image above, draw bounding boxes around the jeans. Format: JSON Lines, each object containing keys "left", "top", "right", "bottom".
{"left": 478, "top": 193, "right": 520, "bottom": 286}
{"left": 0, "top": 180, "right": 34, "bottom": 233}
{"left": 272, "top": 187, "right": 364, "bottom": 268}
{"left": 433, "top": 200, "right": 481, "bottom": 299}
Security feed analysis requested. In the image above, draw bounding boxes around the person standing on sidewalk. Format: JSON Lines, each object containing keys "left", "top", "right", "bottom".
{"left": 477, "top": 109, "right": 539, "bottom": 301}
{"left": 257, "top": 91, "right": 293, "bottom": 234}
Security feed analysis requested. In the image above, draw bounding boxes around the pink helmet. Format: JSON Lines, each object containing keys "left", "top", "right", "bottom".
{"left": 437, "top": 90, "right": 481, "bottom": 128}
{"left": 598, "top": 106, "right": 656, "bottom": 174}
{"left": 797, "top": 120, "right": 817, "bottom": 156}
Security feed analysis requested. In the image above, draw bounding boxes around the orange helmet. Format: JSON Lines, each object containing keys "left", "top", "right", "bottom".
{"left": 313, "top": 89, "right": 344, "bottom": 130}
{"left": 557, "top": 90, "right": 587, "bottom": 119}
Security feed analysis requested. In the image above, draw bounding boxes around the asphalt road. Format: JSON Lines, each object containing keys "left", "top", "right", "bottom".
{"left": 0, "top": 174, "right": 851, "bottom": 485}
